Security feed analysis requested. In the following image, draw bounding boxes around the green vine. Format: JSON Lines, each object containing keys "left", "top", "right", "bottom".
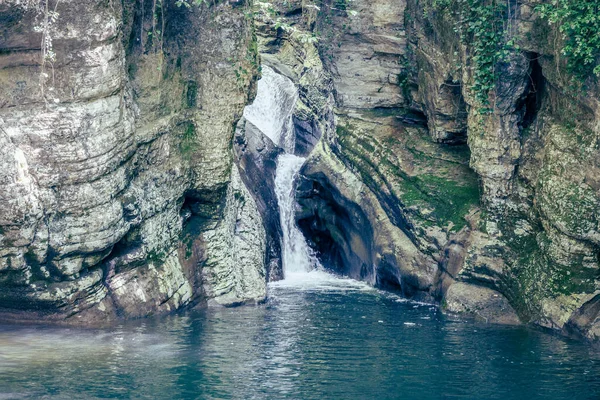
{"left": 429, "top": 0, "right": 518, "bottom": 111}
{"left": 13, "top": 0, "right": 62, "bottom": 105}
{"left": 536, "top": 0, "right": 600, "bottom": 79}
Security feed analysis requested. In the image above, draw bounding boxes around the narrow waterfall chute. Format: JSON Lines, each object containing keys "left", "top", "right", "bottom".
{"left": 273, "top": 154, "right": 319, "bottom": 275}
{"left": 243, "top": 66, "right": 318, "bottom": 279}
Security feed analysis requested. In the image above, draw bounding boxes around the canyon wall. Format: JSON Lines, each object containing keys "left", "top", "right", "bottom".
{"left": 405, "top": 0, "right": 600, "bottom": 340}
{"left": 255, "top": 0, "right": 599, "bottom": 341}
{"left": 0, "top": 0, "right": 265, "bottom": 324}
{"left": 0, "top": 0, "right": 598, "bottom": 343}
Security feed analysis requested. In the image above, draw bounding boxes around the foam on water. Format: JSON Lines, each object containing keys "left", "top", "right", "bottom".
{"left": 269, "top": 269, "right": 372, "bottom": 291}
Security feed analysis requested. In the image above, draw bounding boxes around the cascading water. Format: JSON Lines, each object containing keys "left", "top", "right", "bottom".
{"left": 273, "top": 153, "right": 317, "bottom": 274}
{"left": 243, "top": 66, "right": 298, "bottom": 153}
{"left": 243, "top": 66, "right": 318, "bottom": 278}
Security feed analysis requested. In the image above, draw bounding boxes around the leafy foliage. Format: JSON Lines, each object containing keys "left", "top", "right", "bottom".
{"left": 536, "top": 0, "right": 600, "bottom": 78}
{"left": 428, "top": 0, "right": 517, "bottom": 110}
{"left": 12, "top": 0, "right": 61, "bottom": 104}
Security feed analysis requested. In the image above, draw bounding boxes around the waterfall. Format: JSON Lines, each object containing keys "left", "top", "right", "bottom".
{"left": 243, "top": 66, "right": 318, "bottom": 278}
{"left": 273, "top": 154, "right": 317, "bottom": 274}
{"left": 243, "top": 66, "right": 298, "bottom": 153}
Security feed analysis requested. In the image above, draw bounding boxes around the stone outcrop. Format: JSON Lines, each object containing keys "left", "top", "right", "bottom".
{"left": 234, "top": 117, "right": 283, "bottom": 281}
{"left": 256, "top": 0, "right": 480, "bottom": 303}
{"left": 405, "top": 0, "right": 600, "bottom": 340}
{"left": 257, "top": 0, "right": 599, "bottom": 341}
{"left": 0, "top": 0, "right": 265, "bottom": 324}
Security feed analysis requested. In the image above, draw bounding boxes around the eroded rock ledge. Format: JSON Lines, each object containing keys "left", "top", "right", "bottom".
{"left": 0, "top": 0, "right": 598, "bottom": 344}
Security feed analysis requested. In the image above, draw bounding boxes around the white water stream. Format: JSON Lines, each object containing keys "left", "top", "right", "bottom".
{"left": 243, "top": 66, "right": 319, "bottom": 278}
{"left": 243, "top": 66, "right": 298, "bottom": 153}
{"left": 273, "top": 153, "right": 317, "bottom": 275}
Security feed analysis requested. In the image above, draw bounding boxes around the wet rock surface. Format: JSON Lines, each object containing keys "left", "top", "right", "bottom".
{"left": 0, "top": 0, "right": 598, "bottom": 343}
{"left": 234, "top": 117, "right": 284, "bottom": 281}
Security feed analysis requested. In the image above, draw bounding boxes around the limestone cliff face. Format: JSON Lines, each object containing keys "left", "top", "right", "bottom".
{"left": 406, "top": 0, "right": 600, "bottom": 340}
{"left": 0, "top": 0, "right": 265, "bottom": 324}
{"left": 256, "top": 0, "right": 479, "bottom": 303}
{"left": 258, "top": 0, "right": 599, "bottom": 340}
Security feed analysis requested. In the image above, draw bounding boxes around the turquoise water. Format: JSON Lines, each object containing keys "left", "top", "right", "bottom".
{"left": 1, "top": 273, "right": 599, "bottom": 399}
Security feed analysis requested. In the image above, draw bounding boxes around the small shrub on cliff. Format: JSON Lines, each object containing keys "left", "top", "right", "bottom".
{"left": 11, "top": 0, "right": 61, "bottom": 104}
{"left": 536, "top": 0, "right": 600, "bottom": 79}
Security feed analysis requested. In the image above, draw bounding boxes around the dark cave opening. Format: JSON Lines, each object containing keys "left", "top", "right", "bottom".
{"left": 521, "top": 56, "right": 545, "bottom": 131}
{"left": 295, "top": 172, "right": 375, "bottom": 282}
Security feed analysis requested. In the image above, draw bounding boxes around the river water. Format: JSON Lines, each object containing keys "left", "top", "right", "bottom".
{"left": 1, "top": 272, "right": 600, "bottom": 399}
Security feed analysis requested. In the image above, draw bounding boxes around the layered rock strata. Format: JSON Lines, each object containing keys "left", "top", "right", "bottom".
{"left": 257, "top": 0, "right": 599, "bottom": 341}
{"left": 0, "top": 0, "right": 265, "bottom": 324}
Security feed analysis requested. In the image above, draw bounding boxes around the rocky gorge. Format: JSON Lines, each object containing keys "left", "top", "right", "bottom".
{"left": 0, "top": 0, "right": 599, "bottom": 344}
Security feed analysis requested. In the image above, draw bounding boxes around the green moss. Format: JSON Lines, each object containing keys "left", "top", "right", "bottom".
{"left": 440, "top": 143, "right": 472, "bottom": 161}
{"left": 335, "top": 124, "right": 352, "bottom": 138}
{"left": 185, "top": 81, "right": 198, "bottom": 108}
{"left": 147, "top": 248, "right": 168, "bottom": 264}
{"left": 179, "top": 121, "right": 198, "bottom": 159}
{"left": 542, "top": 181, "right": 598, "bottom": 236}
{"left": 441, "top": 298, "right": 448, "bottom": 309}
{"left": 397, "top": 71, "right": 410, "bottom": 91}
{"left": 411, "top": 174, "right": 480, "bottom": 229}
{"left": 127, "top": 63, "right": 138, "bottom": 79}
{"left": 495, "top": 211, "right": 599, "bottom": 322}
{"left": 336, "top": 121, "right": 480, "bottom": 231}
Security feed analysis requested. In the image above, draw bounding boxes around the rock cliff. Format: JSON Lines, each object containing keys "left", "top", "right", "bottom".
{"left": 254, "top": 0, "right": 599, "bottom": 341}
{"left": 0, "top": 0, "right": 265, "bottom": 324}
{"left": 0, "top": 0, "right": 598, "bottom": 343}
{"left": 407, "top": 0, "right": 600, "bottom": 340}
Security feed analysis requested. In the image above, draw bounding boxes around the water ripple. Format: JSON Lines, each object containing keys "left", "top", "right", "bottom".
{"left": 1, "top": 277, "right": 599, "bottom": 399}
